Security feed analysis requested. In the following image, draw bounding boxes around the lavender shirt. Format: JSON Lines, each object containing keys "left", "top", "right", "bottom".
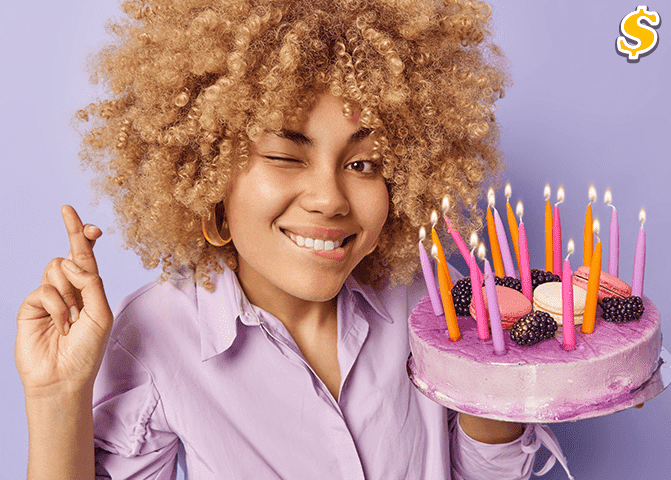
{"left": 92, "top": 266, "right": 547, "bottom": 479}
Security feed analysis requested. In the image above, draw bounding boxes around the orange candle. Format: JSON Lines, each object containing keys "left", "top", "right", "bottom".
{"left": 486, "top": 189, "right": 505, "bottom": 278}
{"left": 583, "top": 185, "right": 596, "bottom": 266}
{"left": 582, "top": 219, "right": 602, "bottom": 334}
{"left": 431, "top": 211, "right": 452, "bottom": 291}
{"left": 432, "top": 244, "right": 461, "bottom": 341}
{"left": 544, "top": 183, "right": 553, "bottom": 272}
{"left": 505, "top": 183, "right": 520, "bottom": 269}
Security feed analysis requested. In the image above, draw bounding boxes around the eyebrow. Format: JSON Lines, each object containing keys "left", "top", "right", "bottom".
{"left": 272, "top": 127, "right": 373, "bottom": 146}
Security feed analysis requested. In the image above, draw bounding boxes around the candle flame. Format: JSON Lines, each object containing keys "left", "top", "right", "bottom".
{"left": 544, "top": 183, "right": 551, "bottom": 201}
{"left": 639, "top": 208, "right": 646, "bottom": 224}
{"left": 431, "top": 243, "right": 439, "bottom": 259}
{"left": 477, "top": 242, "right": 486, "bottom": 261}
{"left": 442, "top": 196, "right": 450, "bottom": 214}
{"left": 487, "top": 188, "right": 495, "bottom": 208}
{"left": 469, "top": 231, "right": 479, "bottom": 249}
{"left": 419, "top": 226, "right": 426, "bottom": 241}
{"left": 430, "top": 210, "right": 438, "bottom": 227}
{"left": 604, "top": 188, "right": 613, "bottom": 206}
{"left": 556, "top": 186, "right": 565, "bottom": 205}
{"left": 516, "top": 200, "right": 524, "bottom": 220}
{"left": 505, "top": 183, "right": 512, "bottom": 201}
{"left": 593, "top": 219, "right": 600, "bottom": 236}
{"left": 566, "top": 238, "right": 575, "bottom": 261}
{"left": 588, "top": 184, "right": 597, "bottom": 204}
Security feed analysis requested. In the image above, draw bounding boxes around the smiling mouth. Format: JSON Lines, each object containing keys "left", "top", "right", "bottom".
{"left": 283, "top": 230, "right": 355, "bottom": 251}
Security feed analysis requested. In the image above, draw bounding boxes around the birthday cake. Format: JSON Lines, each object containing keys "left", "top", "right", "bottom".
{"left": 408, "top": 186, "right": 664, "bottom": 423}
{"left": 408, "top": 292, "right": 662, "bottom": 422}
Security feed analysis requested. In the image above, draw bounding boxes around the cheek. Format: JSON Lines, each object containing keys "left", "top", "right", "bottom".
{"left": 357, "top": 182, "right": 390, "bottom": 234}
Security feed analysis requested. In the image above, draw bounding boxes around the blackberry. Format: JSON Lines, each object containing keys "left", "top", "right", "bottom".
{"left": 530, "top": 269, "right": 561, "bottom": 291}
{"left": 493, "top": 276, "right": 523, "bottom": 293}
{"left": 510, "top": 311, "right": 558, "bottom": 346}
{"left": 601, "top": 296, "right": 645, "bottom": 323}
{"left": 451, "top": 277, "right": 472, "bottom": 316}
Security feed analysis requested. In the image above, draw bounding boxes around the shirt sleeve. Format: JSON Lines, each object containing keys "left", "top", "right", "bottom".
{"left": 448, "top": 411, "right": 536, "bottom": 480}
{"left": 93, "top": 338, "right": 180, "bottom": 480}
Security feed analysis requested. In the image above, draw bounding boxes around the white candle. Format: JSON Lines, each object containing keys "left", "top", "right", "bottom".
{"left": 631, "top": 209, "right": 646, "bottom": 297}
{"left": 604, "top": 189, "right": 619, "bottom": 277}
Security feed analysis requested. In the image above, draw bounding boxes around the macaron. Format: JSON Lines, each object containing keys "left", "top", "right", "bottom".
{"left": 572, "top": 265, "right": 631, "bottom": 302}
{"left": 469, "top": 285, "right": 532, "bottom": 329}
{"left": 533, "top": 281, "right": 587, "bottom": 325}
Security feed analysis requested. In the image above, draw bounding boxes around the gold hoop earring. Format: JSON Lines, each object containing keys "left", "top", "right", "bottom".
{"left": 202, "top": 203, "right": 231, "bottom": 246}
{"left": 366, "top": 242, "right": 378, "bottom": 256}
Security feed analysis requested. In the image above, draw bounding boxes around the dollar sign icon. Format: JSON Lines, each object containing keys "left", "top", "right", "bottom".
{"left": 616, "top": 6, "right": 661, "bottom": 61}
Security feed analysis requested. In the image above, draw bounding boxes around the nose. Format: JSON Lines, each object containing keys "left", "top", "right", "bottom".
{"left": 298, "top": 167, "right": 350, "bottom": 218}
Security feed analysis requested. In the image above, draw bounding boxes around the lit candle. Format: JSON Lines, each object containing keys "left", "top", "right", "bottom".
{"left": 582, "top": 220, "right": 602, "bottom": 334}
{"left": 486, "top": 188, "right": 505, "bottom": 277}
{"left": 432, "top": 244, "right": 461, "bottom": 341}
{"left": 631, "top": 208, "right": 646, "bottom": 297}
{"left": 517, "top": 201, "right": 533, "bottom": 302}
{"left": 482, "top": 250, "right": 507, "bottom": 355}
{"left": 544, "top": 184, "right": 553, "bottom": 272}
{"left": 419, "top": 227, "right": 444, "bottom": 317}
{"left": 562, "top": 239, "right": 576, "bottom": 351}
{"left": 443, "top": 197, "right": 478, "bottom": 271}
{"left": 505, "top": 183, "right": 521, "bottom": 271}
{"left": 604, "top": 189, "right": 619, "bottom": 277}
{"left": 584, "top": 185, "right": 596, "bottom": 266}
{"left": 469, "top": 233, "right": 489, "bottom": 340}
{"left": 553, "top": 186, "right": 564, "bottom": 278}
{"left": 431, "top": 211, "right": 453, "bottom": 291}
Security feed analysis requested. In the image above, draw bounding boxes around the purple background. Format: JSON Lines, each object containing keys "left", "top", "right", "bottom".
{"left": 1, "top": 1, "right": 668, "bottom": 478}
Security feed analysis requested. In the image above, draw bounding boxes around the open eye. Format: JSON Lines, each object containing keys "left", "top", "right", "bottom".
{"left": 346, "top": 160, "right": 378, "bottom": 174}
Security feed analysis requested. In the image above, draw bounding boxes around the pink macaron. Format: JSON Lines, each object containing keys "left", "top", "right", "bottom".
{"left": 469, "top": 285, "right": 533, "bottom": 329}
{"left": 572, "top": 265, "right": 631, "bottom": 302}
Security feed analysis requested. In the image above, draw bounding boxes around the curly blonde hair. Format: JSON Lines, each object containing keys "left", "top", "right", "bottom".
{"left": 77, "top": 0, "right": 508, "bottom": 291}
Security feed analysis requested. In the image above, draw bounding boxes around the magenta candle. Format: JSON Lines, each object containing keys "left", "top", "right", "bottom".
{"left": 517, "top": 202, "right": 533, "bottom": 302}
{"left": 562, "top": 240, "right": 576, "bottom": 351}
{"left": 468, "top": 235, "right": 489, "bottom": 340}
{"left": 631, "top": 209, "right": 646, "bottom": 297}
{"left": 493, "top": 208, "right": 516, "bottom": 278}
{"left": 605, "top": 189, "right": 619, "bottom": 277}
{"left": 483, "top": 257, "right": 507, "bottom": 355}
{"left": 552, "top": 187, "right": 564, "bottom": 278}
{"left": 444, "top": 215, "right": 471, "bottom": 265}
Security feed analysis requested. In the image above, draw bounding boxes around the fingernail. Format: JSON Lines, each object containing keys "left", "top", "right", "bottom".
{"left": 70, "top": 305, "right": 80, "bottom": 323}
{"left": 63, "top": 321, "right": 70, "bottom": 335}
{"left": 63, "top": 259, "right": 83, "bottom": 273}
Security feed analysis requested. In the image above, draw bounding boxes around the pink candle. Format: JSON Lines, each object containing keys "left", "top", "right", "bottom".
{"left": 443, "top": 214, "right": 471, "bottom": 265}
{"left": 631, "top": 209, "right": 646, "bottom": 297}
{"left": 562, "top": 240, "right": 576, "bottom": 351}
{"left": 469, "top": 234, "right": 489, "bottom": 340}
{"left": 605, "top": 189, "right": 619, "bottom": 277}
{"left": 517, "top": 202, "right": 533, "bottom": 302}
{"left": 493, "top": 208, "right": 516, "bottom": 278}
{"left": 553, "top": 187, "right": 564, "bottom": 277}
{"left": 483, "top": 256, "right": 507, "bottom": 355}
{"left": 419, "top": 227, "right": 444, "bottom": 316}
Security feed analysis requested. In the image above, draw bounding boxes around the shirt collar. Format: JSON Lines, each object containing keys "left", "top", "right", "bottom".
{"left": 194, "top": 267, "right": 392, "bottom": 361}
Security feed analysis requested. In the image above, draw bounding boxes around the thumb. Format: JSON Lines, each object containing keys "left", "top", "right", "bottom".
{"left": 62, "top": 258, "right": 113, "bottom": 332}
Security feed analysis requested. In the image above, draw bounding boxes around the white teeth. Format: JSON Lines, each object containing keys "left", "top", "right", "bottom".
{"left": 286, "top": 232, "right": 344, "bottom": 251}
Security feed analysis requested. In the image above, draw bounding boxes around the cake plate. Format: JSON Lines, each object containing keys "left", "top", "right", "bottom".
{"left": 408, "top": 347, "right": 671, "bottom": 423}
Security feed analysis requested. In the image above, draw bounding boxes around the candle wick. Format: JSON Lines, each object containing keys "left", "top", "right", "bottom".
{"left": 555, "top": 199, "right": 564, "bottom": 207}
{"left": 608, "top": 204, "right": 616, "bottom": 211}
{"left": 595, "top": 233, "right": 601, "bottom": 243}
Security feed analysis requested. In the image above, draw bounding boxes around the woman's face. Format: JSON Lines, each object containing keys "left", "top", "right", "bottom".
{"left": 225, "top": 93, "right": 389, "bottom": 307}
